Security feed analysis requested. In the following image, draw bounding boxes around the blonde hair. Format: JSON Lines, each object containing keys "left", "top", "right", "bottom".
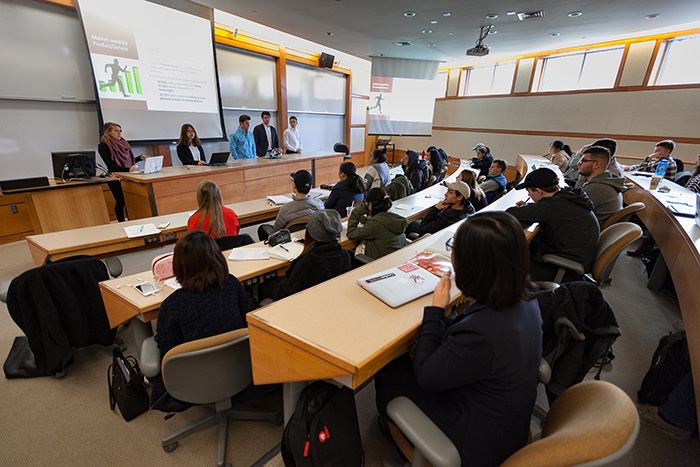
{"left": 100, "top": 122, "right": 121, "bottom": 144}
{"left": 458, "top": 170, "right": 485, "bottom": 200}
{"left": 194, "top": 180, "right": 226, "bottom": 238}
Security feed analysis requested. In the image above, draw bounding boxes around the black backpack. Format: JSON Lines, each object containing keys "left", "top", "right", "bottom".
{"left": 281, "top": 381, "right": 363, "bottom": 467}
{"left": 637, "top": 331, "right": 690, "bottom": 405}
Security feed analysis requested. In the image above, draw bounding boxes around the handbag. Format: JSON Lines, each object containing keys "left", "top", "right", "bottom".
{"left": 151, "top": 252, "right": 175, "bottom": 280}
{"left": 266, "top": 229, "right": 292, "bottom": 246}
{"left": 107, "top": 347, "right": 150, "bottom": 421}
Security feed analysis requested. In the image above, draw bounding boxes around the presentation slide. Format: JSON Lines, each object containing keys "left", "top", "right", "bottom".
{"left": 75, "top": 0, "right": 225, "bottom": 141}
{"left": 368, "top": 57, "right": 440, "bottom": 137}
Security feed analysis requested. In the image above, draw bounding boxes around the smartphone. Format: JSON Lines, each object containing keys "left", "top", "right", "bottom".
{"left": 134, "top": 282, "right": 159, "bottom": 296}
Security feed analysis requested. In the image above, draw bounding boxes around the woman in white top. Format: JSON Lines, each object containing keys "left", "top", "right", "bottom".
{"left": 546, "top": 140, "right": 572, "bottom": 172}
{"left": 363, "top": 148, "right": 391, "bottom": 189}
{"left": 176, "top": 124, "right": 207, "bottom": 165}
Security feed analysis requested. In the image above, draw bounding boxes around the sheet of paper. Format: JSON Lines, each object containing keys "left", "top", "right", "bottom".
{"left": 228, "top": 247, "right": 270, "bottom": 261}
{"left": 124, "top": 223, "right": 160, "bottom": 238}
{"left": 394, "top": 204, "right": 418, "bottom": 211}
{"left": 308, "top": 188, "right": 330, "bottom": 199}
{"left": 267, "top": 195, "right": 293, "bottom": 205}
{"left": 164, "top": 277, "right": 181, "bottom": 290}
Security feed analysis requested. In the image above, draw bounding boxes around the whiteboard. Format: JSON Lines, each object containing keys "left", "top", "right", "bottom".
{"left": 0, "top": 0, "right": 95, "bottom": 101}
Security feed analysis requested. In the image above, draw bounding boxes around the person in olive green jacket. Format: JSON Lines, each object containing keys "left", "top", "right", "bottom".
{"left": 347, "top": 187, "right": 408, "bottom": 260}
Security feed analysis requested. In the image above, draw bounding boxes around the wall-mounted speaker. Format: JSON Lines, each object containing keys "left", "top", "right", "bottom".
{"left": 319, "top": 52, "right": 335, "bottom": 68}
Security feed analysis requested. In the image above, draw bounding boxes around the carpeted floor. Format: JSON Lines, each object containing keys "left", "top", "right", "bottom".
{"left": 0, "top": 235, "right": 698, "bottom": 466}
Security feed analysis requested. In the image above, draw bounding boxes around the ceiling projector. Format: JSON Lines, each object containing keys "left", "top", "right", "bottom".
{"left": 466, "top": 45, "right": 489, "bottom": 56}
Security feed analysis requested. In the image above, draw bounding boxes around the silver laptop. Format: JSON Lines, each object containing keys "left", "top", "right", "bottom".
{"left": 357, "top": 262, "right": 440, "bottom": 308}
{"left": 143, "top": 156, "right": 163, "bottom": 174}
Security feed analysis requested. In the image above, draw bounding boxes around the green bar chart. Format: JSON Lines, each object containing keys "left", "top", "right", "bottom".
{"left": 99, "top": 66, "right": 143, "bottom": 96}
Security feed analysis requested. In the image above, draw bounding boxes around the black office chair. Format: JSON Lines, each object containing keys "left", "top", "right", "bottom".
{"left": 674, "top": 158, "right": 684, "bottom": 173}
{"left": 333, "top": 143, "right": 352, "bottom": 160}
{"left": 214, "top": 234, "right": 254, "bottom": 252}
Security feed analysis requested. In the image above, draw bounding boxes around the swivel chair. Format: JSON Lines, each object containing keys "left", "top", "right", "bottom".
{"left": 600, "top": 202, "right": 645, "bottom": 231}
{"left": 333, "top": 143, "right": 352, "bottom": 160}
{"left": 160, "top": 328, "right": 281, "bottom": 466}
{"left": 674, "top": 171, "right": 692, "bottom": 188}
{"left": 214, "top": 234, "right": 254, "bottom": 252}
{"left": 284, "top": 216, "right": 310, "bottom": 233}
{"left": 542, "top": 222, "right": 642, "bottom": 284}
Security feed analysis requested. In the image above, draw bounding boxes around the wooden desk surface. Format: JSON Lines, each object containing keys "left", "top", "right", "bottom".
{"left": 116, "top": 151, "right": 342, "bottom": 184}
{"left": 624, "top": 175, "right": 700, "bottom": 423}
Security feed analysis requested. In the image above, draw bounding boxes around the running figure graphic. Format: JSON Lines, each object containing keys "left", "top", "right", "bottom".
{"left": 100, "top": 59, "right": 129, "bottom": 97}
{"left": 369, "top": 93, "right": 384, "bottom": 113}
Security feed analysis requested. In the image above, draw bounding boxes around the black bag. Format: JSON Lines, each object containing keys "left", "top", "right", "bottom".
{"left": 281, "top": 381, "right": 363, "bottom": 467}
{"left": 108, "top": 347, "right": 149, "bottom": 421}
{"left": 638, "top": 331, "right": 690, "bottom": 405}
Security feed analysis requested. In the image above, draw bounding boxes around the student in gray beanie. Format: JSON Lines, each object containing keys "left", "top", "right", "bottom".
{"left": 271, "top": 210, "right": 352, "bottom": 300}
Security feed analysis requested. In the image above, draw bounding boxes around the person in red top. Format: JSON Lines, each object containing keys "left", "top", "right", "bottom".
{"left": 187, "top": 180, "right": 240, "bottom": 238}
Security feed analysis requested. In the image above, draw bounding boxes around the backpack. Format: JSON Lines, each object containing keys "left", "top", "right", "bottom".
{"left": 637, "top": 331, "right": 690, "bottom": 405}
{"left": 386, "top": 174, "right": 414, "bottom": 201}
{"left": 281, "top": 381, "right": 364, "bottom": 467}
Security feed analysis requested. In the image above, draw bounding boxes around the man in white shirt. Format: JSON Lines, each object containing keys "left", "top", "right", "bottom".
{"left": 283, "top": 116, "right": 303, "bottom": 154}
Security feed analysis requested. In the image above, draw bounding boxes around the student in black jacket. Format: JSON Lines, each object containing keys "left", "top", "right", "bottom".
{"left": 470, "top": 143, "right": 493, "bottom": 177}
{"left": 375, "top": 211, "right": 542, "bottom": 467}
{"left": 325, "top": 162, "right": 365, "bottom": 217}
{"left": 176, "top": 124, "right": 207, "bottom": 165}
{"left": 271, "top": 210, "right": 352, "bottom": 300}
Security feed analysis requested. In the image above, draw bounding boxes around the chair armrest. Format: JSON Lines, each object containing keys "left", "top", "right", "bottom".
{"left": 139, "top": 337, "right": 161, "bottom": 378}
{"left": 0, "top": 278, "right": 12, "bottom": 304}
{"left": 542, "top": 254, "right": 585, "bottom": 276}
{"left": 386, "top": 397, "right": 461, "bottom": 467}
{"left": 539, "top": 358, "right": 552, "bottom": 384}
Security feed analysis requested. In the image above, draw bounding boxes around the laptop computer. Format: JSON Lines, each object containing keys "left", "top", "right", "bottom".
{"left": 357, "top": 262, "right": 441, "bottom": 308}
{"left": 208, "top": 152, "right": 230, "bottom": 166}
{"left": 143, "top": 156, "right": 163, "bottom": 174}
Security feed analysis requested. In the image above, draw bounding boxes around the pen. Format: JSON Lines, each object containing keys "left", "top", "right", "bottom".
{"left": 279, "top": 244, "right": 290, "bottom": 252}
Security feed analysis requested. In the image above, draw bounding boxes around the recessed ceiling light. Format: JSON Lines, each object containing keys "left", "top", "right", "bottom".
{"left": 422, "top": 29, "right": 433, "bottom": 34}
{"left": 427, "top": 43, "right": 436, "bottom": 47}
{"left": 404, "top": 11, "right": 416, "bottom": 17}
{"left": 549, "top": 32, "right": 560, "bottom": 37}
{"left": 325, "top": 32, "right": 333, "bottom": 36}
{"left": 506, "top": 11, "right": 517, "bottom": 16}
{"left": 486, "top": 13, "right": 498, "bottom": 19}
{"left": 443, "top": 12, "right": 451, "bottom": 17}
{"left": 430, "top": 20, "right": 438, "bottom": 24}
{"left": 645, "top": 14, "right": 660, "bottom": 19}
{"left": 488, "top": 30, "right": 498, "bottom": 34}
{"left": 379, "top": 53, "right": 384, "bottom": 56}
{"left": 448, "top": 32, "right": 454, "bottom": 35}
{"left": 568, "top": 11, "right": 583, "bottom": 17}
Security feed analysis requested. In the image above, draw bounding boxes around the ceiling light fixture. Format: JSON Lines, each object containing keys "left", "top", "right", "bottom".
{"left": 394, "top": 41, "right": 413, "bottom": 47}
{"left": 549, "top": 32, "right": 560, "bottom": 37}
{"left": 443, "top": 12, "right": 452, "bottom": 17}
{"left": 404, "top": 11, "right": 416, "bottom": 17}
{"left": 325, "top": 32, "right": 333, "bottom": 36}
{"left": 486, "top": 13, "right": 498, "bottom": 19}
{"left": 645, "top": 14, "right": 660, "bottom": 19}
{"left": 422, "top": 29, "right": 433, "bottom": 34}
{"left": 430, "top": 20, "right": 438, "bottom": 24}
{"left": 488, "top": 30, "right": 498, "bottom": 34}
{"left": 506, "top": 11, "right": 516, "bottom": 15}
{"left": 427, "top": 43, "right": 436, "bottom": 47}
{"left": 568, "top": 11, "right": 583, "bottom": 17}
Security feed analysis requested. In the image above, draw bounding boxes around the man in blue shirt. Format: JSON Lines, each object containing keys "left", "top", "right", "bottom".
{"left": 229, "top": 114, "right": 256, "bottom": 159}
{"left": 479, "top": 159, "right": 508, "bottom": 203}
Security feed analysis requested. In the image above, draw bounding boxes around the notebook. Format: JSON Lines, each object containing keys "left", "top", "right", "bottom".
{"left": 267, "top": 195, "right": 293, "bottom": 205}
{"left": 266, "top": 241, "right": 304, "bottom": 261}
{"left": 357, "top": 262, "right": 441, "bottom": 308}
{"left": 208, "top": 152, "right": 230, "bottom": 166}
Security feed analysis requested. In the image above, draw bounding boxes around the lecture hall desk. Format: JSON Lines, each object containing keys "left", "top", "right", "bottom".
{"left": 116, "top": 151, "right": 345, "bottom": 219}
{"left": 624, "top": 174, "right": 700, "bottom": 425}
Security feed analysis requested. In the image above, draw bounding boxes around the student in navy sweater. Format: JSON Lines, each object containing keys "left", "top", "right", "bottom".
{"left": 375, "top": 211, "right": 543, "bottom": 466}
{"left": 325, "top": 162, "right": 365, "bottom": 217}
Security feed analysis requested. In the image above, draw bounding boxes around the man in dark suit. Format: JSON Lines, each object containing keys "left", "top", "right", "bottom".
{"left": 253, "top": 110, "right": 279, "bottom": 157}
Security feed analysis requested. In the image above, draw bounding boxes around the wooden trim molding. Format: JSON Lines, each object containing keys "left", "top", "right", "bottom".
{"left": 277, "top": 48, "right": 288, "bottom": 133}
{"left": 352, "top": 94, "right": 370, "bottom": 100}
{"left": 646, "top": 39, "right": 664, "bottom": 86}
{"left": 431, "top": 126, "right": 700, "bottom": 145}
{"left": 350, "top": 124, "right": 366, "bottom": 128}
{"left": 614, "top": 43, "right": 631, "bottom": 88}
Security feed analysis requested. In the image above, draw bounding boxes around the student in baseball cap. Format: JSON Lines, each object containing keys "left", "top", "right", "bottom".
{"left": 406, "top": 181, "right": 475, "bottom": 236}
{"left": 506, "top": 167, "right": 599, "bottom": 282}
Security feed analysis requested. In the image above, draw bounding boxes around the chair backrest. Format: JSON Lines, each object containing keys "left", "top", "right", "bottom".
{"left": 285, "top": 217, "right": 309, "bottom": 232}
{"left": 674, "top": 158, "right": 684, "bottom": 173}
{"left": 215, "top": 234, "right": 254, "bottom": 252}
{"left": 161, "top": 328, "right": 252, "bottom": 405}
{"left": 674, "top": 170, "right": 692, "bottom": 188}
{"left": 591, "top": 222, "right": 643, "bottom": 283}
{"left": 600, "top": 202, "right": 645, "bottom": 231}
{"left": 501, "top": 381, "right": 639, "bottom": 466}
{"left": 333, "top": 143, "right": 350, "bottom": 155}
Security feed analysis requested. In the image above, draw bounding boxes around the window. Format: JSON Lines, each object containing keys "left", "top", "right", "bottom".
{"left": 464, "top": 61, "right": 516, "bottom": 96}
{"left": 435, "top": 70, "right": 448, "bottom": 98}
{"left": 655, "top": 35, "right": 700, "bottom": 85}
{"left": 538, "top": 47, "right": 624, "bottom": 91}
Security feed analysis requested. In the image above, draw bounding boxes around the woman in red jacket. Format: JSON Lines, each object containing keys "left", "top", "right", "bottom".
{"left": 187, "top": 180, "right": 240, "bottom": 238}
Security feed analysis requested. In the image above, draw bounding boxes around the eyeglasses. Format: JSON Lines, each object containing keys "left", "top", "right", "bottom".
{"left": 578, "top": 159, "right": 596, "bottom": 164}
